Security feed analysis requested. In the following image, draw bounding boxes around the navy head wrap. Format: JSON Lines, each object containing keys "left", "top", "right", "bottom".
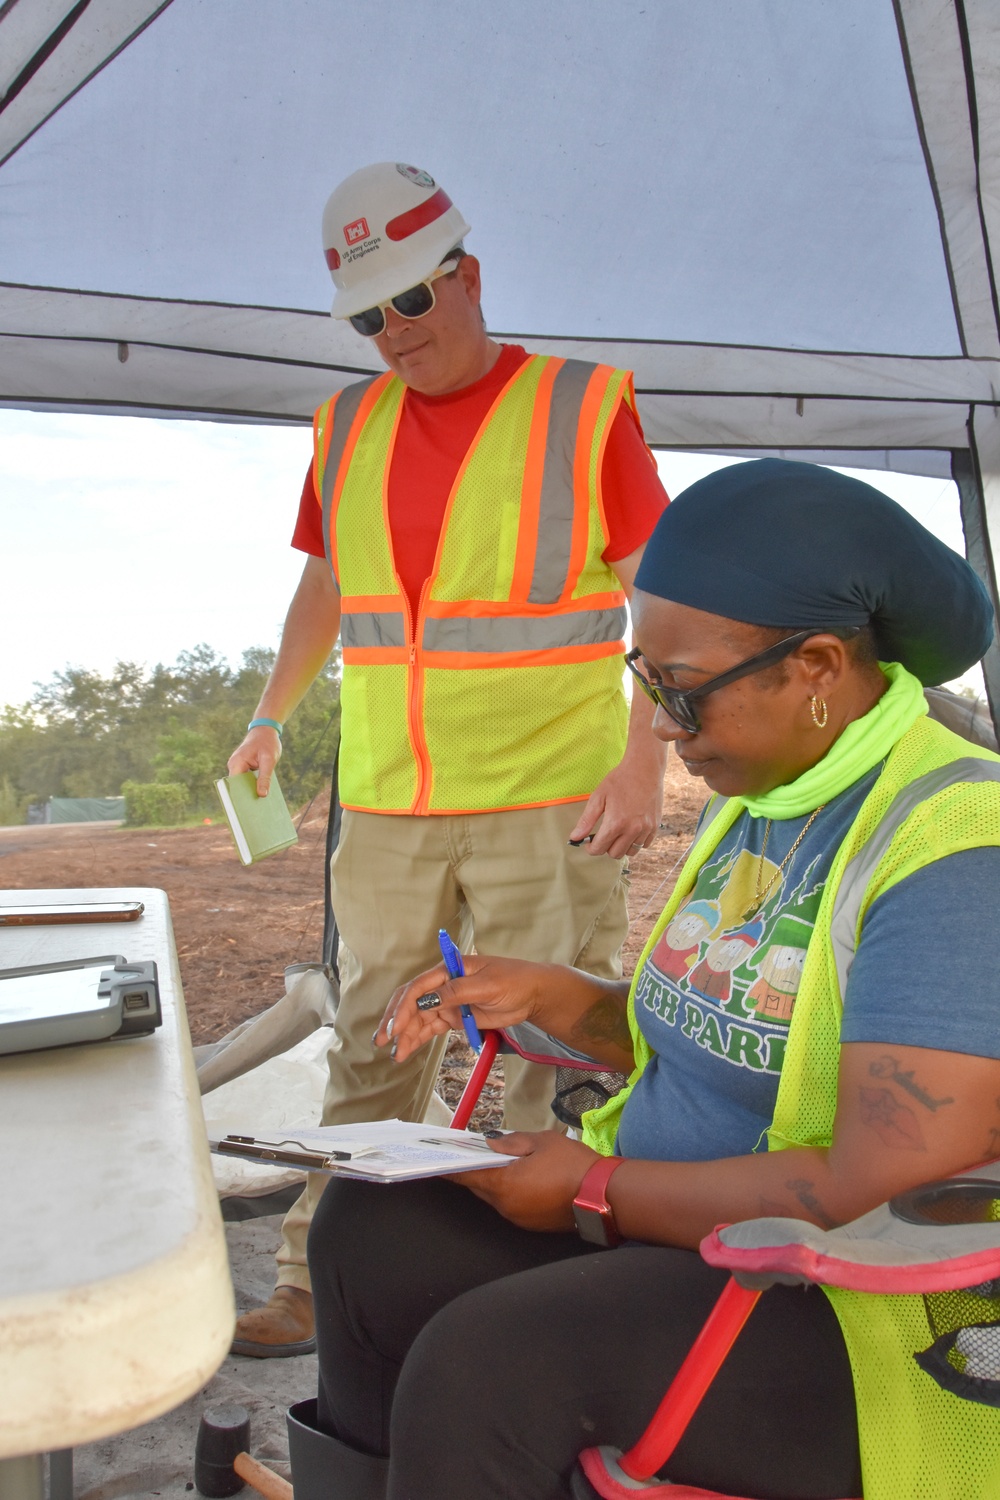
{"left": 634, "top": 459, "right": 995, "bottom": 685}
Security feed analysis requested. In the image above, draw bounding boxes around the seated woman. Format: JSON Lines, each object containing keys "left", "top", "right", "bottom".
{"left": 291, "top": 459, "right": 1000, "bottom": 1500}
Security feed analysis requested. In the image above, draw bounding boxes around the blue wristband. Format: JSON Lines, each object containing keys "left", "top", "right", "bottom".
{"left": 248, "top": 717, "right": 283, "bottom": 738}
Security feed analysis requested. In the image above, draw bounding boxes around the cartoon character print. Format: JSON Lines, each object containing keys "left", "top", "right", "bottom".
{"left": 653, "top": 899, "right": 721, "bottom": 980}
{"left": 746, "top": 914, "right": 812, "bottom": 1023}
{"left": 688, "top": 917, "right": 765, "bottom": 1005}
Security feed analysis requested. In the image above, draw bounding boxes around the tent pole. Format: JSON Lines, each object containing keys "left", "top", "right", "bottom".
{"left": 954, "top": 426, "right": 1000, "bottom": 741}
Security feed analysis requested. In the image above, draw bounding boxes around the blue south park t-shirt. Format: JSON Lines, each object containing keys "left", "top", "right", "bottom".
{"left": 616, "top": 766, "right": 1000, "bottom": 1164}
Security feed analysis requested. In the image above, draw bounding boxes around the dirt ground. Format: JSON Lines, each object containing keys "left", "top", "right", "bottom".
{"left": 0, "top": 755, "right": 703, "bottom": 1118}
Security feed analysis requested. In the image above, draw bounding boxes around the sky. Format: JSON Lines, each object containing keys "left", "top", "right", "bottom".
{"left": 0, "top": 407, "right": 984, "bottom": 713}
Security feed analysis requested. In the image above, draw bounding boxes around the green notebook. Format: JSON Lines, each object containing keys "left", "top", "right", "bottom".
{"left": 214, "top": 770, "right": 298, "bottom": 866}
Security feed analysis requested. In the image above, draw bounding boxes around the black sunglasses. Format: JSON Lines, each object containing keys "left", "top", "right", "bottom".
{"left": 348, "top": 257, "right": 460, "bottom": 337}
{"left": 626, "top": 629, "right": 824, "bottom": 733}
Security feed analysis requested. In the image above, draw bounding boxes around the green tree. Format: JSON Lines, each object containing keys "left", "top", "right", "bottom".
{"left": 0, "top": 774, "right": 25, "bottom": 826}
{"left": 0, "top": 642, "right": 342, "bottom": 824}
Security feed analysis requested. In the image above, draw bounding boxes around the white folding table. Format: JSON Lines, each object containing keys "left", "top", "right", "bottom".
{"left": 0, "top": 888, "right": 235, "bottom": 1500}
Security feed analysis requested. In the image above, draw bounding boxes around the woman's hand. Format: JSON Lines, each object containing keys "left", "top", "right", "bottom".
{"left": 375, "top": 954, "right": 580, "bottom": 1066}
{"left": 375, "top": 955, "right": 635, "bottom": 1071}
{"left": 449, "top": 1131, "right": 602, "bottom": 1232}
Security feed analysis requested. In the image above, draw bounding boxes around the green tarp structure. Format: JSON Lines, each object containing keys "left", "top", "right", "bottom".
{"left": 44, "top": 798, "right": 125, "bottom": 825}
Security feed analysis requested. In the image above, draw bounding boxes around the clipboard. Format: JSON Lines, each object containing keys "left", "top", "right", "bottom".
{"left": 209, "top": 1121, "right": 517, "bottom": 1183}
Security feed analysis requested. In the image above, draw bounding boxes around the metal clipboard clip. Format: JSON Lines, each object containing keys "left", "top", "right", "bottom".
{"left": 214, "top": 1134, "right": 353, "bottom": 1170}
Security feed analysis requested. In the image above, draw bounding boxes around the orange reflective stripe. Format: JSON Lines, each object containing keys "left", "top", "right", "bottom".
{"left": 510, "top": 355, "right": 561, "bottom": 604}
{"left": 338, "top": 792, "right": 591, "bottom": 817}
{"left": 410, "top": 642, "right": 624, "bottom": 671}
{"left": 340, "top": 593, "right": 403, "bottom": 611}
{"left": 567, "top": 364, "right": 617, "bottom": 601}
{"left": 340, "top": 791, "right": 591, "bottom": 817}
{"left": 341, "top": 645, "right": 411, "bottom": 665}
{"left": 421, "top": 590, "right": 626, "bottom": 619}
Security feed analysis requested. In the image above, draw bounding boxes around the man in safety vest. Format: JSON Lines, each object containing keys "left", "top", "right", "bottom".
{"left": 227, "top": 161, "right": 669, "bottom": 1355}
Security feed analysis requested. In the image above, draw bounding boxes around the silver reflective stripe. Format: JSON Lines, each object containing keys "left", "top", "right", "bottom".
{"left": 702, "top": 794, "right": 731, "bottom": 834}
{"left": 341, "top": 612, "right": 407, "bottom": 649}
{"left": 829, "top": 758, "right": 1000, "bottom": 999}
{"left": 528, "top": 359, "right": 598, "bottom": 604}
{"left": 422, "top": 605, "right": 627, "bottom": 654}
{"left": 319, "top": 377, "right": 380, "bottom": 576}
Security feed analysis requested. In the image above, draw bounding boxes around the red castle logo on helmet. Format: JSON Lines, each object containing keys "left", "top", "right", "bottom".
{"left": 343, "top": 217, "right": 371, "bottom": 246}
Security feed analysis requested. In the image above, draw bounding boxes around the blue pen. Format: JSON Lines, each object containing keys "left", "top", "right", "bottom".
{"left": 438, "top": 928, "right": 483, "bottom": 1053}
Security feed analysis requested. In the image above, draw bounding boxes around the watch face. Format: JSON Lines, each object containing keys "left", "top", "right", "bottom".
{"left": 573, "top": 1201, "right": 616, "bottom": 1247}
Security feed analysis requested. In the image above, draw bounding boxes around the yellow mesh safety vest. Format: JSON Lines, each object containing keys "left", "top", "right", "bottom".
{"left": 582, "top": 715, "right": 1000, "bottom": 1500}
{"left": 313, "top": 356, "right": 636, "bottom": 814}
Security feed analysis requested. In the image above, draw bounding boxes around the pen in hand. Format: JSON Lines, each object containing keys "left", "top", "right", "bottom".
{"left": 438, "top": 928, "right": 483, "bottom": 1053}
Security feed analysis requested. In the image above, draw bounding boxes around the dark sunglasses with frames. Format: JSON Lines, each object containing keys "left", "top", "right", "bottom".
{"left": 348, "top": 256, "right": 462, "bottom": 338}
{"left": 625, "top": 627, "right": 860, "bottom": 734}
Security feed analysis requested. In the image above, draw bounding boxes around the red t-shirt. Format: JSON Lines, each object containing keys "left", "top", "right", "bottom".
{"left": 291, "top": 344, "right": 667, "bottom": 617}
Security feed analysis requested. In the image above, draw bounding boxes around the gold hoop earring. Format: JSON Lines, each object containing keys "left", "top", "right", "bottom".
{"left": 809, "top": 696, "right": 828, "bottom": 729}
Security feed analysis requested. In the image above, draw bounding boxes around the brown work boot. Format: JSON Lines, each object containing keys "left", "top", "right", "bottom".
{"left": 231, "top": 1285, "right": 315, "bottom": 1358}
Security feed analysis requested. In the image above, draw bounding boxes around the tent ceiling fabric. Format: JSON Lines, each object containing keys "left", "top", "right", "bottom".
{"left": 1, "top": 0, "right": 999, "bottom": 717}
{"left": 1, "top": 0, "right": 998, "bottom": 454}
{"left": 0, "top": 282, "right": 992, "bottom": 465}
{"left": 0, "top": 0, "right": 172, "bottom": 167}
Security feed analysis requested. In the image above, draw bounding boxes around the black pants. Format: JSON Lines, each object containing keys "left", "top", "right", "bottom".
{"left": 308, "top": 1176, "right": 862, "bottom": 1500}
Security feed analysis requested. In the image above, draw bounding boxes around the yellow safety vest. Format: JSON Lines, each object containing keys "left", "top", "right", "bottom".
{"left": 313, "top": 355, "right": 637, "bottom": 814}
{"left": 583, "top": 714, "right": 1000, "bottom": 1500}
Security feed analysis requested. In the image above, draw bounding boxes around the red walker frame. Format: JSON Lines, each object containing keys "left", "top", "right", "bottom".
{"left": 450, "top": 1030, "right": 863, "bottom": 1500}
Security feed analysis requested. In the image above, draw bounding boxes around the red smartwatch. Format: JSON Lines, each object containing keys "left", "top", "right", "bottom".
{"left": 572, "top": 1155, "right": 626, "bottom": 1247}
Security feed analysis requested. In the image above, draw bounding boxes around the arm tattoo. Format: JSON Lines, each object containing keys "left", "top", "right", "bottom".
{"left": 869, "top": 1054, "right": 954, "bottom": 1112}
{"left": 983, "top": 1097, "right": 1000, "bottom": 1162}
{"left": 758, "top": 1196, "right": 792, "bottom": 1219}
{"left": 785, "top": 1178, "right": 837, "bottom": 1229}
{"left": 859, "top": 1086, "right": 927, "bottom": 1151}
{"left": 571, "top": 993, "right": 633, "bottom": 1057}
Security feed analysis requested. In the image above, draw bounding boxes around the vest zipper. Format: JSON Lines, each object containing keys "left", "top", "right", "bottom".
{"left": 406, "top": 584, "right": 433, "bottom": 815}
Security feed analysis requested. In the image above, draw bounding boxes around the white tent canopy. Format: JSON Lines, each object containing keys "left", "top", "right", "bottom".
{"left": 2, "top": 0, "right": 999, "bottom": 719}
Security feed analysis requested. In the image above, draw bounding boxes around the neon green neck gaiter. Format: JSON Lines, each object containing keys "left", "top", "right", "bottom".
{"left": 740, "top": 662, "right": 928, "bottom": 820}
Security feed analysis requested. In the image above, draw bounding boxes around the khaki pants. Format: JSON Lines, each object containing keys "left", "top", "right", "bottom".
{"left": 276, "top": 802, "right": 628, "bottom": 1290}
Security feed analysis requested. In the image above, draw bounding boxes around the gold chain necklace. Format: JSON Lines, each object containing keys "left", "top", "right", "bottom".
{"left": 741, "top": 805, "right": 826, "bottom": 920}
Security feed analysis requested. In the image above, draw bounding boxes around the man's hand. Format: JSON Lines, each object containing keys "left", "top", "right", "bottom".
{"left": 449, "top": 1130, "right": 601, "bottom": 1231}
{"left": 227, "top": 725, "right": 282, "bottom": 796}
{"left": 223, "top": 555, "right": 341, "bottom": 798}
{"left": 567, "top": 744, "right": 665, "bottom": 858}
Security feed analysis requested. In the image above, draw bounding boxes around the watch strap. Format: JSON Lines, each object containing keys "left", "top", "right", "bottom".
{"left": 573, "top": 1154, "right": 626, "bottom": 1247}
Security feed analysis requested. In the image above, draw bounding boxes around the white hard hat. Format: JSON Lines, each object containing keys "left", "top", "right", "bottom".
{"left": 321, "top": 162, "right": 472, "bottom": 319}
